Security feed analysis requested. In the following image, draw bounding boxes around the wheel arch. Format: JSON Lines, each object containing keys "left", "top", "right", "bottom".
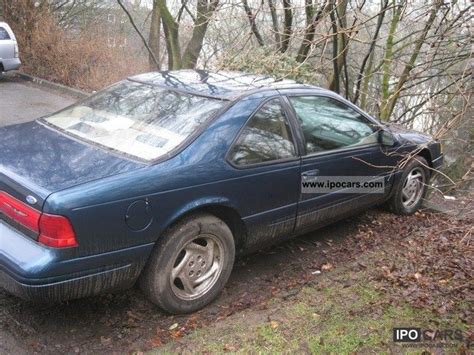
{"left": 417, "top": 148, "right": 433, "bottom": 169}
{"left": 161, "top": 199, "right": 248, "bottom": 252}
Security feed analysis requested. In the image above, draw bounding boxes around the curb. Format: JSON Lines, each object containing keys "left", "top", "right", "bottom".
{"left": 8, "top": 71, "right": 90, "bottom": 99}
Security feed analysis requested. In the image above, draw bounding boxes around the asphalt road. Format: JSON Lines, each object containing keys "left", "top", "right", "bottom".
{"left": 0, "top": 74, "right": 76, "bottom": 127}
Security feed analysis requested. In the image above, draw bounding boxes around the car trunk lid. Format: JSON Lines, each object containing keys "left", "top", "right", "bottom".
{"left": 0, "top": 120, "right": 145, "bottom": 235}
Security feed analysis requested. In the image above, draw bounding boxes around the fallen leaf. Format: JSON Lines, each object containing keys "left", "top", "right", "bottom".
{"left": 224, "top": 344, "right": 236, "bottom": 351}
{"left": 100, "top": 336, "right": 112, "bottom": 346}
{"left": 321, "top": 263, "right": 333, "bottom": 271}
{"left": 149, "top": 336, "right": 162, "bottom": 347}
{"left": 270, "top": 321, "right": 279, "bottom": 329}
{"left": 171, "top": 330, "right": 182, "bottom": 339}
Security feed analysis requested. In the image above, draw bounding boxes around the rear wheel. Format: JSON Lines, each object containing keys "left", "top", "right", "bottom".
{"left": 140, "top": 213, "right": 235, "bottom": 314}
{"left": 388, "top": 156, "right": 430, "bottom": 215}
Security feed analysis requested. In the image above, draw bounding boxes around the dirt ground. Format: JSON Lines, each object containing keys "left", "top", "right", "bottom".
{"left": 153, "top": 195, "right": 472, "bottom": 354}
{"left": 0, "top": 194, "right": 472, "bottom": 354}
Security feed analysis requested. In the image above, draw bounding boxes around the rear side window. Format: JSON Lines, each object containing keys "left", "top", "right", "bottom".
{"left": 0, "top": 27, "right": 11, "bottom": 40}
{"left": 228, "top": 98, "right": 296, "bottom": 166}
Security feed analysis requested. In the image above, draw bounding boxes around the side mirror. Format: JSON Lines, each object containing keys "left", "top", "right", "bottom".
{"left": 379, "top": 129, "right": 397, "bottom": 147}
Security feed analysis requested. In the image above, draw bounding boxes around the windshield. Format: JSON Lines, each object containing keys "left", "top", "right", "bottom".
{"left": 42, "top": 81, "right": 225, "bottom": 161}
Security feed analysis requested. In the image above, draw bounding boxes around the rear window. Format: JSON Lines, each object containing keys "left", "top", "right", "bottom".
{"left": 0, "top": 27, "right": 11, "bottom": 40}
{"left": 42, "top": 81, "right": 225, "bottom": 161}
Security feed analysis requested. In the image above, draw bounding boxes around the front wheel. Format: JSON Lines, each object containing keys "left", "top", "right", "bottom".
{"left": 388, "top": 156, "right": 430, "bottom": 215}
{"left": 140, "top": 213, "right": 235, "bottom": 314}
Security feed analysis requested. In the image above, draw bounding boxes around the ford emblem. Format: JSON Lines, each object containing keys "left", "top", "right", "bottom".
{"left": 26, "top": 195, "right": 37, "bottom": 205}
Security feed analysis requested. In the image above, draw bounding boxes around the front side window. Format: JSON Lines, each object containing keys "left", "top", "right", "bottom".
{"left": 42, "top": 81, "right": 225, "bottom": 161}
{"left": 289, "top": 96, "right": 378, "bottom": 154}
{"left": 229, "top": 98, "right": 296, "bottom": 166}
{"left": 0, "top": 27, "right": 10, "bottom": 40}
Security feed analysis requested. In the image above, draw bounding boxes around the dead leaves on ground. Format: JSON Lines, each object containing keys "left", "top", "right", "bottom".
{"left": 147, "top": 210, "right": 472, "bottom": 350}
{"left": 350, "top": 211, "right": 473, "bottom": 321}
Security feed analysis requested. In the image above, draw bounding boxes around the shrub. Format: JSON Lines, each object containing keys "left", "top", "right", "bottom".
{"left": 2, "top": 0, "right": 148, "bottom": 91}
{"left": 217, "top": 47, "right": 323, "bottom": 85}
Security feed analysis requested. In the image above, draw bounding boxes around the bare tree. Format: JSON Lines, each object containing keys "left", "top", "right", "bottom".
{"left": 156, "top": 0, "right": 219, "bottom": 69}
{"left": 148, "top": 0, "right": 161, "bottom": 70}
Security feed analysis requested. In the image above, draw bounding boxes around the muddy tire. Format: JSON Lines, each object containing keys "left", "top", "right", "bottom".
{"left": 388, "top": 156, "right": 430, "bottom": 215}
{"left": 140, "top": 213, "right": 235, "bottom": 314}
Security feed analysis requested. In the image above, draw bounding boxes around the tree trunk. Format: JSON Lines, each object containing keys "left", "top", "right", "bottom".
{"left": 353, "top": 0, "right": 389, "bottom": 104}
{"left": 359, "top": 48, "right": 375, "bottom": 110}
{"left": 157, "top": 0, "right": 182, "bottom": 70}
{"left": 280, "top": 0, "right": 292, "bottom": 53}
{"left": 182, "top": 0, "right": 219, "bottom": 68}
{"left": 267, "top": 0, "right": 280, "bottom": 48}
{"left": 148, "top": 0, "right": 161, "bottom": 70}
{"left": 380, "top": 0, "right": 442, "bottom": 120}
{"left": 379, "top": 0, "right": 402, "bottom": 120}
{"left": 328, "top": 0, "right": 349, "bottom": 93}
{"left": 117, "top": 0, "right": 161, "bottom": 70}
{"left": 328, "top": 0, "right": 340, "bottom": 92}
{"left": 242, "top": 0, "right": 264, "bottom": 46}
{"left": 296, "top": 0, "right": 330, "bottom": 63}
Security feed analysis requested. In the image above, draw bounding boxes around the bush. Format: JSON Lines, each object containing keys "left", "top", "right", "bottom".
{"left": 2, "top": 0, "right": 148, "bottom": 91}
{"left": 217, "top": 47, "right": 322, "bottom": 85}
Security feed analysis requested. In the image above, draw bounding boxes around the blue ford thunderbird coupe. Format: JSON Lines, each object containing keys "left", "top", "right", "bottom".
{"left": 0, "top": 70, "right": 443, "bottom": 313}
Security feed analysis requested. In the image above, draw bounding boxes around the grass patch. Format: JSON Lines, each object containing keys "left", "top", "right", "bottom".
{"left": 153, "top": 276, "right": 467, "bottom": 354}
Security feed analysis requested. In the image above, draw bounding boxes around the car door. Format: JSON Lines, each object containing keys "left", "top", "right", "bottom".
{"left": 227, "top": 96, "right": 301, "bottom": 249}
{"left": 284, "top": 94, "right": 395, "bottom": 233}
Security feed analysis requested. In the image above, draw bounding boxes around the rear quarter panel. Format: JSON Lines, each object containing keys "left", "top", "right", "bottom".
{"left": 44, "top": 96, "right": 272, "bottom": 257}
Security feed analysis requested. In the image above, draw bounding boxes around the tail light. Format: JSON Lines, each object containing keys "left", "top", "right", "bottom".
{"left": 38, "top": 213, "right": 78, "bottom": 248}
{"left": 0, "top": 191, "right": 40, "bottom": 231}
{"left": 14, "top": 43, "right": 19, "bottom": 58}
{"left": 0, "top": 192, "right": 78, "bottom": 248}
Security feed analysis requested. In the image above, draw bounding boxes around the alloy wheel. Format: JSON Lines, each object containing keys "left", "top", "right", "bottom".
{"left": 170, "top": 234, "right": 224, "bottom": 301}
{"left": 401, "top": 167, "right": 425, "bottom": 208}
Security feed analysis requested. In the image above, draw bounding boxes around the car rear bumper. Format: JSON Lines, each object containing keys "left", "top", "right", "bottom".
{"left": 0, "top": 220, "right": 154, "bottom": 302}
{"left": 1, "top": 58, "right": 21, "bottom": 71}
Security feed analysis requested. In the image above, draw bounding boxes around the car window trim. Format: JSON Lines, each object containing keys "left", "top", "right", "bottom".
{"left": 280, "top": 95, "right": 306, "bottom": 156}
{"left": 300, "top": 142, "right": 380, "bottom": 160}
{"left": 284, "top": 93, "right": 383, "bottom": 158}
{"left": 225, "top": 95, "right": 300, "bottom": 170}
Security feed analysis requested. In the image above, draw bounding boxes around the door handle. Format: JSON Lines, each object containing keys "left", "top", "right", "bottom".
{"left": 301, "top": 169, "right": 320, "bottom": 177}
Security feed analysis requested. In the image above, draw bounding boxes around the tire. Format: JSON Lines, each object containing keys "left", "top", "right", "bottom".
{"left": 140, "top": 213, "right": 235, "bottom": 314}
{"left": 388, "top": 156, "right": 430, "bottom": 215}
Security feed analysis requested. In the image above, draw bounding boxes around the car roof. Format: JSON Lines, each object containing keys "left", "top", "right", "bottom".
{"left": 0, "top": 22, "right": 12, "bottom": 31}
{"left": 129, "top": 70, "right": 328, "bottom": 100}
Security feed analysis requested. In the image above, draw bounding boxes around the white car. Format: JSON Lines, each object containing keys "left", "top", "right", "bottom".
{"left": 0, "top": 22, "right": 21, "bottom": 72}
